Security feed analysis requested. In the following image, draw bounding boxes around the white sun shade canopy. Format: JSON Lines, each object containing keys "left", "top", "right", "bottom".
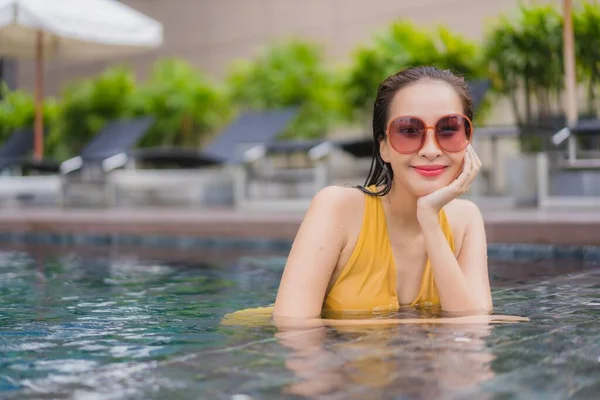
{"left": 0, "top": 0, "right": 163, "bottom": 60}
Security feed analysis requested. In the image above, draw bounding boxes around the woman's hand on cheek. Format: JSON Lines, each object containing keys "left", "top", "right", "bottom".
{"left": 416, "top": 145, "right": 482, "bottom": 224}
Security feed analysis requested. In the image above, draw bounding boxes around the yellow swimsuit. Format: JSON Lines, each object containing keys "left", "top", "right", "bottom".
{"left": 222, "top": 186, "right": 454, "bottom": 325}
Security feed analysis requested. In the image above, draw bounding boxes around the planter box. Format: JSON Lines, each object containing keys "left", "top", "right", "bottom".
{"left": 550, "top": 169, "right": 600, "bottom": 196}
{"left": 505, "top": 154, "right": 538, "bottom": 206}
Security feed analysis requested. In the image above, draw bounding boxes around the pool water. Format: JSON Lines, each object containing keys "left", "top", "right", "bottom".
{"left": 1, "top": 245, "right": 599, "bottom": 400}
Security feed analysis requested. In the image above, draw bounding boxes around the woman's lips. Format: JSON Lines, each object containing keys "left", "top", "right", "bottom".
{"left": 412, "top": 165, "right": 447, "bottom": 177}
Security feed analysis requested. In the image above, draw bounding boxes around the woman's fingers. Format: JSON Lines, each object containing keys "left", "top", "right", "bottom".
{"left": 470, "top": 145, "right": 482, "bottom": 171}
{"left": 454, "top": 151, "right": 472, "bottom": 189}
{"left": 454, "top": 150, "right": 473, "bottom": 194}
{"left": 460, "top": 145, "right": 481, "bottom": 193}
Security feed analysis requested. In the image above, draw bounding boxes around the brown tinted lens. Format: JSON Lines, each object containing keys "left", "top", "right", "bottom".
{"left": 435, "top": 115, "right": 470, "bottom": 152}
{"left": 388, "top": 117, "right": 426, "bottom": 153}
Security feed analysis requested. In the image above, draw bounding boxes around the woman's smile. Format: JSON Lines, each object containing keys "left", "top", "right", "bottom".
{"left": 411, "top": 164, "right": 448, "bottom": 177}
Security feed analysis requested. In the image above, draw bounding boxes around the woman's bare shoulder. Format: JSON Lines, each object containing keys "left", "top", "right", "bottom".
{"left": 304, "top": 185, "right": 367, "bottom": 242}
{"left": 443, "top": 199, "right": 485, "bottom": 252}
{"left": 309, "top": 185, "right": 366, "bottom": 214}
{"left": 443, "top": 199, "right": 484, "bottom": 227}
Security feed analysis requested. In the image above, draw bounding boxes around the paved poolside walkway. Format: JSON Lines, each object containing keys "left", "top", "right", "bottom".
{"left": 0, "top": 206, "right": 599, "bottom": 246}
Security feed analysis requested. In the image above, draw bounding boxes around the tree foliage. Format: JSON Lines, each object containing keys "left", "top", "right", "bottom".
{"left": 127, "top": 59, "right": 231, "bottom": 148}
{"left": 344, "top": 21, "right": 485, "bottom": 121}
{"left": 483, "top": 4, "right": 564, "bottom": 127}
{"left": 227, "top": 39, "right": 346, "bottom": 139}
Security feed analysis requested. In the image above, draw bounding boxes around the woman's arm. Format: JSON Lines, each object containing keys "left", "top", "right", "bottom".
{"left": 414, "top": 146, "right": 492, "bottom": 313}
{"left": 273, "top": 186, "right": 351, "bottom": 319}
{"left": 418, "top": 201, "right": 493, "bottom": 313}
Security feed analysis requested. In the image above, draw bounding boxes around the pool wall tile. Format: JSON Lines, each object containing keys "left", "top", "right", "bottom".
{"left": 0, "top": 230, "right": 598, "bottom": 262}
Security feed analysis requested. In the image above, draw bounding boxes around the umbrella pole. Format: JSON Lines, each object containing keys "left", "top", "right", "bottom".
{"left": 34, "top": 30, "right": 44, "bottom": 160}
{"left": 563, "top": 0, "right": 578, "bottom": 162}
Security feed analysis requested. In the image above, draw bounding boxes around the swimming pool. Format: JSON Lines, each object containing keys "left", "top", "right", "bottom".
{"left": 1, "top": 244, "right": 599, "bottom": 399}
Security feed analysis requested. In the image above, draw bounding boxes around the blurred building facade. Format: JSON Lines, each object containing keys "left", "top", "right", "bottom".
{"left": 9, "top": 0, "right": 557, "bottom": 124}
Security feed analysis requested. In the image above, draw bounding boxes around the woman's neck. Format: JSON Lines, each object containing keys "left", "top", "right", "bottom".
{"left": 382, "top": 182, "right": 421, "bottom": 233}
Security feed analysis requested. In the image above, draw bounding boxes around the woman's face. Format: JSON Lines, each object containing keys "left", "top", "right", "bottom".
{"left": 380, "top": 80, "right": 469, "bottom": 198}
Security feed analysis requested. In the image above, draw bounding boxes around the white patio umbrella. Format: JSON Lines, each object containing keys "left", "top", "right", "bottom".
{"left": 0, "top": 0, "right": 163, "bottom": 160}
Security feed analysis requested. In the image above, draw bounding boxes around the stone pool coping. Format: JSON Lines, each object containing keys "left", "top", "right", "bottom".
{"left": 0, "top": 207, "right": 599, "bottom": 261}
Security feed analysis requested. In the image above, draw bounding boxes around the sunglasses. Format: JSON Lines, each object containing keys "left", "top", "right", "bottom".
{"left": 386, "top": 114, "right": 473, "bottom": 154}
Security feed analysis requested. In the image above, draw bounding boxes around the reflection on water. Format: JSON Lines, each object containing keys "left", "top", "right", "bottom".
{"left": 0, "top": 245, "right": 599, "bottom": 399}
{"left": 276, "top": 323, "right": 496, "bottom": 399}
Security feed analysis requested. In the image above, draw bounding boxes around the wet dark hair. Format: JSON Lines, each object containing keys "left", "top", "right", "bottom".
{"left": 357, "top": 66, "right": 474, "bottom": 196}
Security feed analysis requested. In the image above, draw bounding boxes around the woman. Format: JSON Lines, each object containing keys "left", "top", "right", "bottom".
{"left": 224, "top": 66, "right": 527, "bottom": 327}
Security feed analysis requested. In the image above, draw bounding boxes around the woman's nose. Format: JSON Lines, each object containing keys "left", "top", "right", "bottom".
{"left": 417, "top": 129, "right": 442, "bottom": 159}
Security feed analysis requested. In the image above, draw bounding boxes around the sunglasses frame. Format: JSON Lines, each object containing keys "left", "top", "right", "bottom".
{"left": 385, "top": 113, "right": 474, "bottom": 154}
